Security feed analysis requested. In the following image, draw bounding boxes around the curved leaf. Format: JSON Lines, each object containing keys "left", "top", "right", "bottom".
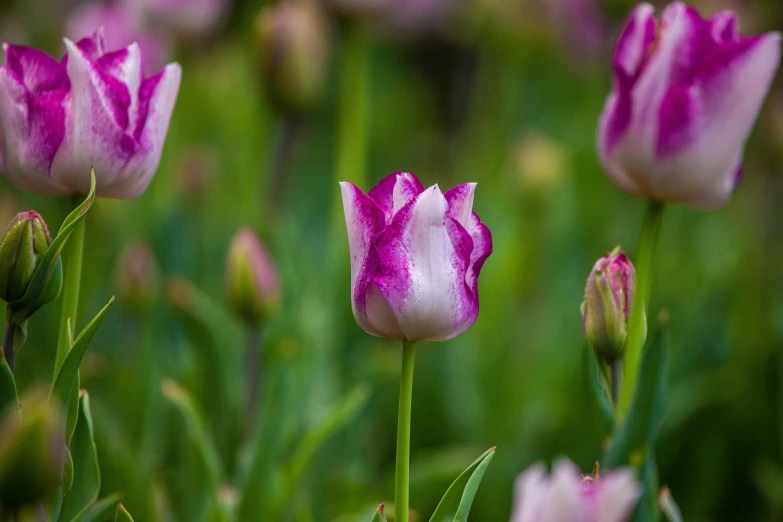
{"left": 58, "top": 390, "right": 100, "bottom": 522}
{"left": 428, "top": 446, "right": 496, "bottom": 522}
{"left": 0, "top": 348, "right": 18, "bottom": 416}
{"left": 370, "top": 504, "right": 386, "bottom": 522}
{"left": 115, "top": 503, "right": 134, "bottom": 522}
{"left": 80, "top": 493, "right": 122, "bottom": 522}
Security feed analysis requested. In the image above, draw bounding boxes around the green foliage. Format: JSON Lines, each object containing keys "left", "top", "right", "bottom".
{"left": 58, "top": 391, "right": 100, "bottom": 522}
{"left": 428, "top": 447, "right": 495, "bottom": 522}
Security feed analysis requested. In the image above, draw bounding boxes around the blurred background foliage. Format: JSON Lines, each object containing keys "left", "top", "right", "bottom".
{"left": 1, "top": 0, "right": 783, "bottom": 520}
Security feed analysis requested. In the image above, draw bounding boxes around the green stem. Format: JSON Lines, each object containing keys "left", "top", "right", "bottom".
{"left": 395, "top": 341, "right": 416, "bottom": 522}
{"left": 3, "top": 322, "right": 15, "bottom": 373}
{"left": 617, "top": 200, "right": 665, "bottom": 420}
{"left": 54, "top": 196, "right": 86, "bottom": 375}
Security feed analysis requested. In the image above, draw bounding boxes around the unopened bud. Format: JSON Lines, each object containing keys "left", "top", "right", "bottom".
{"left": 254, "top": 1, "right": 330, "bottom": 113}
{"left": 115, "top": 242, "right": 160, "bottom": 316}
{"left": 0, "top": 211, "right": 55, "bottom": 304}
{"left": 226, "top": 228, "right": 281, "bottom": 326}
{"left": 0, "top": 393, "right": 65, "bottom": 510}
{"left": 582, "top": 248, "right": 635, "bottom": 362}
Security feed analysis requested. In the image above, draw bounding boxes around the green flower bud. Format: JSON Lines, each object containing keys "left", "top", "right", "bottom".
{"left": 226, "top": 228, "right": 281, "bottom": 326}
{"left": 115, "top": 242, "right": 160, "bottom": 316}
{"left": 0, "top": 393, "right": 65, "bottom": 510}
{"left": 582, "top": 248, "right": 636, "bottom": 363}
{"left": 0, "top": 211, "right": 52, "bottom": 303}
{"left": 254, "top": 1, "right": 331, "bottom": 113}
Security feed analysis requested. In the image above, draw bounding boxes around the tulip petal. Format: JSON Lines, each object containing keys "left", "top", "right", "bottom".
{"left": 0, "top": 67, "right": 68, "bottom": 195}
{"left": 4, "top": 44, "right": 69, "bottom": 96}
{"left": 340, "top": 181, "right": 388, "bottom": 337}
{"left": 594, "top": 469, "right": 642, "bottom": 522}
{"left": 653, "top": 32, "right": 781, "bottom": 208}
{"left": 510, "top": 463, "right": 547, "bottom": 522}
{"left": 445, "top": 183, "right": 475, "bottom": 229}
{"left": 368, "top": 171, "right": 425, "bottom": 223}
{"left": 373, "top": 186, "right": 474, "bottom": 341}
{"left": 99, "top": 62, "right": 181, "bottom": 198}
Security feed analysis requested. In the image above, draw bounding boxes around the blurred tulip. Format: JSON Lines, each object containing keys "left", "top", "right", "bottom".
{"left": 0, "top": 32, "right": 181, "bottom": 199}
{"left": 66, "top": 0, "right": 171, "bottom": 75}
{"left": 255, "top": 1, "right": 331, "bottom": 113}
{"left": 340, "top": 172, "right": 492, "bottom": 342}
{"left": 0, "top": 393, "right": 65, "bottom": 511}
{"left": 115, "top": 242, "right": 160, "bottom": 316}
{"left": 582, "top": 248, "right": 635, "bottom": 363}
{"left": 598, "top": 2, "right": 781, "bottom": 210}
{"left": 225, "top": 228, "right": 281, "bottom": 326}
{"left": 0, "top": 211, "right": 55, "bottom": 303}
{"left": 142, "top": 0, "right": 229, "bottom": 40}
{"left": 509, "top": 459, "right": 640, "bottom": 522}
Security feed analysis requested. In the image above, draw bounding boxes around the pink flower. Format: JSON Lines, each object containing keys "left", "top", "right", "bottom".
{"left": 340, "top": 172, "right": 492, "bottom": 341}
{"left": 510, "top": 460, "right": 641, "bottom": 522}
{"left": 0, "top": 32, "right": 181, "bottom": 198}
{"left": 598, "top": 2, "right": 781, "bottom": 209}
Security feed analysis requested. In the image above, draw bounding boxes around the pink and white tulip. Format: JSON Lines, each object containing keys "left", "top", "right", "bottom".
{"left": 598, "top": 2, "right": 781, "bottom": 210}
{"left": 0, "top": 32, "right": 181, "bottom": 199}
{"left": 510, "top": 459, "right": 641, "bottom": 522}
{"left": 340, "top": 172, "right": 492, "bottom": 342}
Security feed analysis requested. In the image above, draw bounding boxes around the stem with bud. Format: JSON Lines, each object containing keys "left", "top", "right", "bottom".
{"left": 617, "top": 200, "right": 664, "bottom": 421}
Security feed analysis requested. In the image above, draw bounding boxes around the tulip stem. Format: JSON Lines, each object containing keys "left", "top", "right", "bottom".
{"left": 609, "top": 360, "right": 620, "bottom": 405}
{"left": 395, "top": 341, "right": 416, "bottom": 522}
{"left": 617, "top": 200, "right": 664, "bottom": 421}
{"left": 2, "top": 322, "right": 15, "bottom": 373}
{"left": 55, "top": 196, "right": 86, "bottom": 375}
{"left": 245, "top": 326, "right": 263, "bottom": 438}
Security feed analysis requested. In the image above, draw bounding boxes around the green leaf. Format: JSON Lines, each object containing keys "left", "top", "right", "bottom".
{"left": 161, "top": 380, "right": 224, "bottom": 487}
{"left": 0, "top": 348, "right": 18, "bottom": 416}
{"left": 428, "top": 446, "right": 496, "bottom": 522}
{"left": 50, "top": 297, "right": 115, "bottom": 415}
{"left": 115, "top": 503, "right": 134, "bottom": 522}
{"left": 631, "top": 453, "right": 659, "bottom": 522}
{"left": 262, "top": 384, "right": 371, "bottom": 519}
{"left": 62, "top": 446, "right": 74, "bottom": 494}
{"left": 604, "top": 327, "right": 668, "bottom": 469}
{"left": 7, "top": 171, "right": 96, "bottom": 324}
{"left": 370, "top": 504, "right": 386, "bottom": 522}
{"left": 80, "top": 492, "right": 122, "bottom": 522}
{"left": 58, "top": 390, "right": 100, "bottom": 522}
{"left": 583, "top": 342, "right": 613, "bottom": 433}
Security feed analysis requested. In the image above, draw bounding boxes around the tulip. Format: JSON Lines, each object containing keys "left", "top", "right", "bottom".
{"left": 142, "top": 0, "right": 229, "bottom": 40}
{"left": 115, "top": 242, "right": 160, "bottom": 316}
{"left": 510, "top": 459, "right": 640, "bottom": 522}
{"left": 0, "top": 393, "right": 65, "bottom": 511}
{"left": 66, "top": 1, "right": 171, "bottom": 75}
{"left": 598, "top": 2, "right": 781, "bottom": 210}
{"left": 582, "top": 248, "right": 636, "bottom": 363}
{"left": 0, "top": 211, "right": 54, "bottom": 304}
{"left": 0, "top": 32, "right": 181, "bottom": 199}
{"left": 254, "top": 1, "right": 331, "bottom": 113}
{"left": 225, "top": 228, "right": 281, "bottom": 326}
{"left": 340, "top": 172, "right": 492, "bottom": 342}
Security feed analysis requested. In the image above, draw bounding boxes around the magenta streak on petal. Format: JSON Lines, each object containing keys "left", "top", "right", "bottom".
{"left": 371, "top": 194, "right": 416, "bottom": 318}
{"left": 4, "top": 45, "right": 68, "bottom": 96}
{"left": 74, "top": 32, "right": 107, "bottom": 60}
{"left": 134, "top": 71, "right": 164, "bottom": 142}
{"left": 732, "top": 164, "right": 744, "bottom": 188}
{"left": 93, "top": 49, "right": 132, "bottom": 133}
{"left": 656, "top": 84, "right": 697, "bottom": 157}
{"left": 709, "top": 11, "right": 739, "bottom": 43}
{"left": 444, "top": 183, "right": 475, "bottom": 228}
{"left": 342, "top": 184, "right": 386, "bottom": 317}
{"left": 368, "top": 171, "right": 425, "bottom": 223}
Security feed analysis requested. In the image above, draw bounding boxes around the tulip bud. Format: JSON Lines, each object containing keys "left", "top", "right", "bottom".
{"left": 115, "top": 242, "right": 160, "bottom": 316}
{"left": 582, "top": 248, "right": 635, "bottom": 362}
{"left": 226, "top": 229, "right": 281, "bottom": 326}
{"left": 0, "top": 211, "right": 54, "bottom": 304}
{"left": 0, "top": 393, "right": 65, "bottom": 510}
{"left": 254, "top": 1, "right": 330, "bottom": 113}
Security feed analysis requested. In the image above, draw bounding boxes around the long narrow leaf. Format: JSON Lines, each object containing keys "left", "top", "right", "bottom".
{"left": 0, "top": 349, "right": 18, "bottom": 415}
{"left": 429, "top": 447, "right": 496, "bottom": 522}
{"left": 58, "top": 390, "right": 100, "bottom": 522}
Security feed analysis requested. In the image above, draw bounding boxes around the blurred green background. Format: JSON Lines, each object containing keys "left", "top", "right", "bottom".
{"left": 2, "top": 0, "right": 783, "bottom": 520}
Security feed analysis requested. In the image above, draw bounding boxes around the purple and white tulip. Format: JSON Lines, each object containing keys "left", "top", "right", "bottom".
{"left": 510, "top": 459, "right": 641, "bottom": 522}
{"left": 0, "top": 32, "right": 181, "bottom": 199}
{"left": 340, "top": 172, "right": 492, "bottom": 342}
{"left": 598, "top": 2, "right": 781, "bottom": 210}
